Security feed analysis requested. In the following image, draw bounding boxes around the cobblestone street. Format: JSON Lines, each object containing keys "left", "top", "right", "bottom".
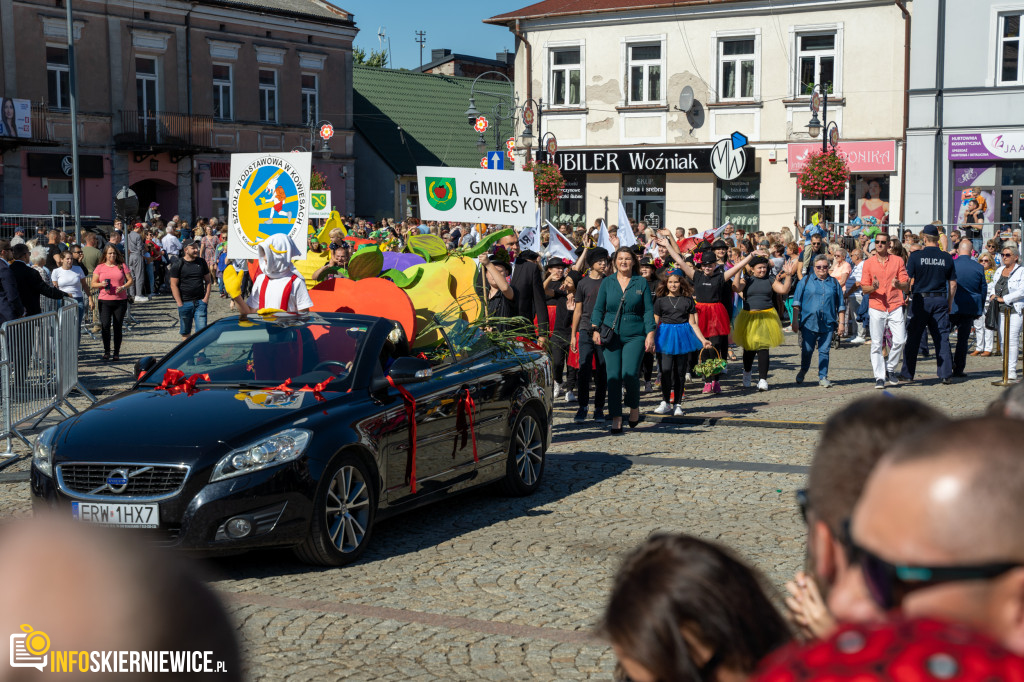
{"left": 0, "top": 295, "right": 1012, "bottom": 680}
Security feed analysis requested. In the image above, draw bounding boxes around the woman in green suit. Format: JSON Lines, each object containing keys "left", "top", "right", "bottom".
{"left": 590, "top": 247, "right": 656, "bottom": 433}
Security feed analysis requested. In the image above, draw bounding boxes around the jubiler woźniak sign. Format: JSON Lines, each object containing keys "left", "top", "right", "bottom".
{"left": 417, "top": 166, "right": 536, "bottom": 225}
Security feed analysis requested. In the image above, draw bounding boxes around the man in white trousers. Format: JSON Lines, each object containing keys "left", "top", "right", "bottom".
{"left": 859, "top": 233, "right": 911, "bottom": 389}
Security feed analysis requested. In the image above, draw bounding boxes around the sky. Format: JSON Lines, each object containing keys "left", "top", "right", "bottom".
{"left": 330, "top": 1, "right": 528, "bottom": 70}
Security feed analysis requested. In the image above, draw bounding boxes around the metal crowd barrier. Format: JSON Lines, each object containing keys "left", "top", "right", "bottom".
{"left": 0, "top": 214, "right": 102, "bottom": 240}
{"left": 0, "top": 300, "right": 95, "bottom": 462}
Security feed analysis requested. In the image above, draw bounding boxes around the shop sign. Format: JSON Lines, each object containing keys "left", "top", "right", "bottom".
{"left": 26, "top": 153, "right": 104, "bottom": 179}
{"left": 623, "top": 174, "right": 665, "bottom": 195}
{"left": 541, "top": 146, "right": 754, "bottom": 175}
{"left": 561, "top": 174, "right": 585, "bottom": 202}
{"left": 948, "top": 133, "right": 1024, "bottom": 161}
{"left": 787, "top": 140, "right": 896, "bottom": 173}
{"left": 416, "top": 165, "right": 535, "bottom": 225}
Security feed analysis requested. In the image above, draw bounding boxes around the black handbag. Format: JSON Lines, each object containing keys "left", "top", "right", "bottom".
{"left": 985, "top": 301, "right": 1002, "bottom": 331}
{"left": 599, "top": 287, "right": 627, "bottom": 345}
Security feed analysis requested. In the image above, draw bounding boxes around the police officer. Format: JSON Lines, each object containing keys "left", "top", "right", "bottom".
{"left": 900, "top": 224, "right": 958, "bottom": 384}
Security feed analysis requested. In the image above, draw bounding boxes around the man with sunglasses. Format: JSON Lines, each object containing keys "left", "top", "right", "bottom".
{"left": 950, "top": 239, "right": 987, "bottom": 377}
{"left": 837, "top": 416, "right": 1024, "bottom": 654}
{"left": 901, "top": 224, "right": 957, "bottom": 384}
{"left": 860, "top": 232, "right": 910, "bottom": 389}
{"left": 791, "top": 254, "right": 846, "bottom": 387}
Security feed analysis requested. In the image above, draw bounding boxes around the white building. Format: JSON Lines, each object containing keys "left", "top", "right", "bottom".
{"left": 486, "top": 0, "right": 910, "bottom": 233}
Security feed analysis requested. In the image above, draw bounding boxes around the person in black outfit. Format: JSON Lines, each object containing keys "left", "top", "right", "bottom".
{"left": 479, "top": 250, "right": 515, "bottom": 325}
{"left": 638, "top": 256, "right": 660, "bottom": 393}
{"left": 570, "top": 248, "right": 610, "bottom": 423}
{"left": 9, "top": 243, "right": 70, "bottom": 316}
{"left": 900, "top": 224, "right": 957, "bottom": 384}
{"left": 733, "top": 255, "right": 796, "bottom": 391}
{"left": 0, "top": 241, "right": 25, "bottom": 323}
{"left": 500, "top": 234, "right": 549, "bottom": 345}
{"left": 543, "top": 257, "right": 575, "bottom": 400}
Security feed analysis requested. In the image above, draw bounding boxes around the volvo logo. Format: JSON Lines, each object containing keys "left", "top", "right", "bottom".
{"left": 105, "top": 469, "right": 130, "bottom": 494}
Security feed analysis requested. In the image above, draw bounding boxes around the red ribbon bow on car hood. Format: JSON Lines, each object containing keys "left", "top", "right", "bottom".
{"left": 269, "top": 377, "right": 332, "bottom": 402}
{"left": 155, "top": 369, "right": 210, "bottom": 396}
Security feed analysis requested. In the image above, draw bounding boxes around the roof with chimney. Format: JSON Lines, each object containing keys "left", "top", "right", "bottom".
{"left": 197, "top": 0, "right": 354, "bottom": 25}
{"left": 415, "top": 49, "right": 514, "bottom": 74}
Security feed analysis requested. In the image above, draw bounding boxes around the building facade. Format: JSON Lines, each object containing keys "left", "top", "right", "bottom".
{"left": 906, "top": 0, "right": 1024, "bottom": 235}
{"left": 487, "top": 0, "right": 910, "bottom": 233}
{"left": 0, "top": 0, "right": 357, "bottom": 222}
{"left": 416, "top": 49, "right": 515, "bottom": 82}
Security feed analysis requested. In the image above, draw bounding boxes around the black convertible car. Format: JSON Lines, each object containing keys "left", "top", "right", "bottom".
{"left": 31, "top": 312, "right": 552, "bottom": 565}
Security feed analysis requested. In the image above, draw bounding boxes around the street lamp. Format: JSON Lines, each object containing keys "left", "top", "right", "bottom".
{"left": 805, "top": 85, "right": 835, "bottom": 227}
{"left": 465, "top": 71, "right": 520, "bottom": 166}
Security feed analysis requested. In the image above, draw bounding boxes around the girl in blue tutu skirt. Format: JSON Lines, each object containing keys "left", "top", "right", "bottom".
{"left": 653, "top": 270, "right": 712, "bottom": 416}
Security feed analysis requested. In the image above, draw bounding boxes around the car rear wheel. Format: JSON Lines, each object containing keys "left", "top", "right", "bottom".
{"left": 499, "top": 407, "right": 545, "bottom": 496}
{"left": 294, "top": 452, "right": 377, "bottom": 566}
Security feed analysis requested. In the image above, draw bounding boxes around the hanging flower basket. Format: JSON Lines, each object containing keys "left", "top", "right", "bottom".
{"left": 523, "top": 160, "right": 565, "bottom": 204}
{"left": 311, "top": 169, "right": 331, "bottom": 192}
{"left": 796, "top": 149, "right": 850, "bottom": 198}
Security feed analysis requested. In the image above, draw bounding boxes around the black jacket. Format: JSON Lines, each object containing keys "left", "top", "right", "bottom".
{"left": 0, "top": 260, "right": 24, "bottom": 323}
{"left": 510, "top": 258, "right": 549, "bottom": 335}
{"left": 10, "top": 260, "right": 67, "bottom": 316}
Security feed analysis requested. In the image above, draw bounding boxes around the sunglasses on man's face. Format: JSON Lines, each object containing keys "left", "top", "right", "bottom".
{"left": 1003, "top": 253, "right": 1015, "bottom": 258}
{"left": 843, "top": 519, "right": 1023, "bottom": 610}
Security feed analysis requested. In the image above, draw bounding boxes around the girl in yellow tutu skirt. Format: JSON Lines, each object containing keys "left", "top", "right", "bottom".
{"left": 733, "top": 255, "right": 798, "bottom": 391}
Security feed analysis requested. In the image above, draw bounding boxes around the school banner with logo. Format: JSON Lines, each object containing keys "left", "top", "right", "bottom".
{"left": 309, "top": 190, "right": 331, "bottom": 219}
{"left": 228, "top": 153, "right": 311, "bottom": 259}
{"left": 416, "top": 166, "right": 536, "bottom": 225}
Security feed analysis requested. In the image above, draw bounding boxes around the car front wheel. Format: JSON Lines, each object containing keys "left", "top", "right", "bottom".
{"left": 499, "top": 407, "right": 545, "bottom": 496}
{"left": 294, "top": 452, "right": 377, "bottom": 566}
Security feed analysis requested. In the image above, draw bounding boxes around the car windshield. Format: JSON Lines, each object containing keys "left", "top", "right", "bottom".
{"left": 143, "top": 318, "right": 370, "bottom": 389}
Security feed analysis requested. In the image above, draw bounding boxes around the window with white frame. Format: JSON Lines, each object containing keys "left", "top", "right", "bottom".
{"left": 136, "top": 57, "right": 159, "bottom": 139}
{"left": 718, "top": 38, "right": 756, "bottom": 100}
{"left": 796, "top": 33, "right": 836, "bottom": 95}
{"left": 48, "top": 179, "right": 73, "bottom": 215}
{"left": 46, "top": 46, "right": 70, "bottom": 109}
{"left": 212, "top": 181, "right": 230, "bottom": 221}
{"left": 549, "top": 48, "right": 581, "bottom": 106}
{"left": 627, "top": 43, "right": 662, "bottom": 104}
{"left": 999, "top": 13, "right": 1024, "bottom": 85}
{"left": 301, "top": 73, "right": 318, "bottom": 125}
{"left": 259, "top": 69, "right": 277, "bottom": 123}
{"left": 213, "top": 63, "right": 232, "bottom": 120}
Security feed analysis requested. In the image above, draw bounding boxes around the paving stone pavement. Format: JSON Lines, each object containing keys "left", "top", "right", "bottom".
{"left": 0, "top": 293, "right": 1017, "bottom": 680}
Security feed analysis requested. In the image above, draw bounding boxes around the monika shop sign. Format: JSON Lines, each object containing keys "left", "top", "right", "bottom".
{"left": 787, "top": 140, "right": 896, "bottom": 173}
{"left": 948, "top": 133, "right": 1024, "bottom": 161}
{"left": 540, "top": 146, "right": 754, "bottom": 175}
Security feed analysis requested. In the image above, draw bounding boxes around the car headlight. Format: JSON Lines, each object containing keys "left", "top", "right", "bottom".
{"left": 210, "top": 428, "right": 312, "bottom": 482}
{"left": 32, "top": 425, "right": 58, "bottom": 478}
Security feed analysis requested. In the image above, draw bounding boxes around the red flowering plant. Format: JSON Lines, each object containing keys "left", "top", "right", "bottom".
{"left": 796, "top": 149, "right": 850, "bottom": 198}
{"left": 310, "top": 168, "right": 331, "bottom": 192}
{"left": 523, "top": 160, "right": 565, "bottom": 204}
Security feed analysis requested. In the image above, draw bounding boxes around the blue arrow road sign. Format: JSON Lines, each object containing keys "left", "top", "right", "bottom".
{"left": 487, "top": 151, "right": 504, "bottom": 170}
{"left": 731, "top": 131, "right": 748, "bottom": 149}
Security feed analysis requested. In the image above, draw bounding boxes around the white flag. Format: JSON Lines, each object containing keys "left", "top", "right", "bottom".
{"left": 544, "top": 221, "right": 577, "bottom": 264}
{"left": 616, "top": 200, "right": 637, "bottom": 248}
{"left": 701, "top": 222, "right": 730, "bottom": 243}
{"left": 596, "top": 219, "right": 615, "bottom": 253}
{"left": 518, "top": 209, "right": 542, "bottom": 253}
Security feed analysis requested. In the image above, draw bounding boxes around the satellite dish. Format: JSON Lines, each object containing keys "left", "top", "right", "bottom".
{"left": 678, "top": 86, "right": 695, "bottom": 113}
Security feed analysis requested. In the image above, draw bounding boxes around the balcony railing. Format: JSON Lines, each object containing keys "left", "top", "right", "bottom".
{"left": 115, "top": 110, "right": 216, "bottom": 151}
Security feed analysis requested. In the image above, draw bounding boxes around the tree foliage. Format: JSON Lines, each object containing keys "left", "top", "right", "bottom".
{"left": 353, "top": 47, "right": 388, "bottom": 68}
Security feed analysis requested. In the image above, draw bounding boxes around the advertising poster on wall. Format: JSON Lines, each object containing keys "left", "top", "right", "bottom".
{"left": 228, "top": 152, "right": 311, "bottom": 259}
{"left": 0, "top": 98, "right": 31, "bottom": 138}
{"left": 850, "top": 176, "right": 890, "bottom": 222}
{"left": 952, "top": 163, "right": 998, "bottom": 242}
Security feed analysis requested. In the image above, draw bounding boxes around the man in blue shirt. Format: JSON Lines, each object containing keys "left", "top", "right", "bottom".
{"left": 792, "top": 254, "right": 846, "bottom": 387}
{"left": 950, "top": 239, "right": 986, "bottom": 377}
{"left": 901, "top": 224, "right": 958, "bottom": 384}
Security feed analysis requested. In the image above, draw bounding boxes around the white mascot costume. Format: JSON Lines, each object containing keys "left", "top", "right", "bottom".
{"left": 244, "top": 234, "right": 314, "bottom": 314}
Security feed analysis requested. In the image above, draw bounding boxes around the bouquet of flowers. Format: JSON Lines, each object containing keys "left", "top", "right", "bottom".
{"left": 796, "top": 149, "right": 850, "bottom": 198}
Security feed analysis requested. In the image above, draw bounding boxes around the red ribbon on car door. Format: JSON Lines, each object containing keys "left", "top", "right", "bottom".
{"left": 452, "top": 388, "right": 478, "bottom": 463}
{"left": 387, "top": 376, "right": 418, "bottom": 494}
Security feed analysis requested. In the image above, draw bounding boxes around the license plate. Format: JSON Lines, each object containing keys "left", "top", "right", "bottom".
{"left": 71, "top": 501, "right": 159, "bottom": 529}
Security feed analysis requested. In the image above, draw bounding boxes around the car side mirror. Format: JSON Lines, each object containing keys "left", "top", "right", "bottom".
{"left": 134, "top": 356, "right": 156, "bottom": 381}
{"left": 387, "top": 357, "right": 433, "bottom": 385}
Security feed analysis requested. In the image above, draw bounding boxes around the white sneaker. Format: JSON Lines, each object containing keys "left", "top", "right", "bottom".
{"left": 757, "top": 379, "right": 769, "bottom": 392}
{"left": 849, "top": 335, "right": 865, "bottom": 345}
{"left": 564, "top": 390, "right": 576, "bottom": 403}
{"left": 553, "top": 382, "right": 561, "bottom": 399}
{"left": 742, "top": 371, "right": 752, "bottom": 388}
{"left": 684, "top": 373, "right": 692, "bottom": 382}
{"left": 654, "top": 401, "right": 673, "bottom": 414}
{"left": 133, "top": 296, "right": 149, "bottom": 303}
{"left": 673, "top": 404, "right": 685, "bottom": 416}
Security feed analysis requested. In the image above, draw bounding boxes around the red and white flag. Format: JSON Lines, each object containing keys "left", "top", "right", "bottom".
{"left": 701, "top": 222, "right": 730, "bottom": 243}
{"left": 544, "top": 221, "right": 577, "bottom": 263}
